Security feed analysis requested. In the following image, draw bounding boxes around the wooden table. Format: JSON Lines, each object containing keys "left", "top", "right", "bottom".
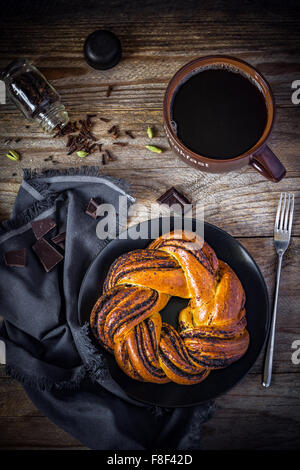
{"left": 0, "top": 0, "right": 299, "bottom": 450}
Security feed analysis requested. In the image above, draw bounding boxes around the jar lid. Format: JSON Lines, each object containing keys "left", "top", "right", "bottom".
{"left": 83, "top": 30, "right": 122, "bottom": 70}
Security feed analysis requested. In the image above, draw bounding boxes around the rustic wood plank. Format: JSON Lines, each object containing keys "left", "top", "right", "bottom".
{"left": 0, "top": 0, "right": 299, "bottom": 451}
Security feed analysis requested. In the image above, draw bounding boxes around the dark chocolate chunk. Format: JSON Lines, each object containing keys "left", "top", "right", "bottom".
{"left": 157, "top": 187, "right": 191, "bottom": 214}
{"left": 125, "top": 130, "right": 135, "bottom": 139}
{"left": 85, "top": 198, "right": 100, "bottom": 219}
{"left": 106, "top": 85, "right": 113, "bottom": 97}
{"left": 31, "top": 218, "right": 56, "bottom": 240}
{"left": 84, "top": 30, "right": 121, "bottom": 71}
{"left": 32, "top": 238, "right": 63, "bottom": 272}
{"left": 51, "top": 232, "right": 66, "bottom": 245}
{"left": 4, "top": 248, "right": 26, "bottom": 267}
{"left": 108, "top": 125, "right": 117, "bottom": 134}
{"left": 105, "top": 149, "right": 114, "bottom": 161}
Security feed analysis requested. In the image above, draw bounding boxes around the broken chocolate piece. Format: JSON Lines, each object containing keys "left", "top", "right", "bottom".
{"left": 31, "top": 218, "right": 56, "bottom": 240}
{"left": 157, "top": 187, "right": 191, "bottom": 214}
{"left": 32, "top": 238, "right": 63, "bottom": 272}
{"left": 4, "top": 248, "right": 26, "bottom": 267}
{"left": 51, "top": 232, "right": 66, "bottom": 245}
{"left": 105, "top": 149, "right": 114, "bottom": 161}
{"left": 85, "top": 198, "right": 100, "bottom": 219}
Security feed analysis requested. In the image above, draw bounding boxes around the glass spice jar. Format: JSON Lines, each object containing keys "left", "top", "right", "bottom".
{"left": 1, "top": 58, "right": 69, "bottom": 133}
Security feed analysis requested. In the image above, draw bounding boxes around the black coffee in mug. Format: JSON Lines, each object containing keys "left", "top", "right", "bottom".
{"left": 171, "top": 67, "right": 268, "bottom": 159}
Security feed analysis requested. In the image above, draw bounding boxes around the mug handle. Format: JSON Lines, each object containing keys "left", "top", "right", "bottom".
{"left": 250, "top": 145, "right": 286, "bottom": 182}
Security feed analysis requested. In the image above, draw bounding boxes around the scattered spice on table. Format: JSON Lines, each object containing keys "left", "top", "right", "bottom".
{"left": 85, "top": 198, "right": 101, "bottom": 219}
{"left": 108, "top": 124, "right": 119, "bottom": 140}
{"left": 102, "top": 153, "right": 108, "bottom": 165}
{"left": 146, "top": 145, "right": 162, "bottom": 154}
{"left": 125, "top": 130, "right": 135, "bottom": 139}
{"left": 157, "top": 187, "right": 191, "bottom": 214}
{"left": 108, "top": 124, "right": 117, "bottom": 134}
{"left": 105, "top": 149, "right": 114, "bottom": 161}
{"left": 76, "top": 150, "right": 89, "bottom": 158}
{"left": 51, "top": 113, "right": 128, "bottom": 164}
{"left": 88, "top": 143, "right": 97, "bottom": 154}
{"left": 54, "top": 114, "right": 99, "bottom": 156}
{"left": 147, "top": 126, "right": 154, "bottom": 139}
{"left": 32, "top": 238, "right": 63, "bottom": 272}
{"left": 51, "top": 232, "right": 66, "bottom": 245}
{"left": 31, "top": 217, "right": 57, "bottom": 240}
{"left": 113, "top": 142, "right": 127, "bottom": 147}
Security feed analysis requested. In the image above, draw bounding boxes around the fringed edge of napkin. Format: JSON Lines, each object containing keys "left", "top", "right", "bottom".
{"left": 181, "top": 401, "right": 216, "bottom": 450}
{"left": 74, "top": 322, "right": 111, "bottom": 382}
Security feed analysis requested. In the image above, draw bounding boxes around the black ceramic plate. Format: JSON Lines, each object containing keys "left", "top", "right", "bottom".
{"left": 78, "top": 218, "right": 270, "bottom": 407}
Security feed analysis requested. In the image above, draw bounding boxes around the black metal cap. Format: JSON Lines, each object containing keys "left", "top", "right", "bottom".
{"left": 83, "top": 30, "right": 122, "bottom": 70}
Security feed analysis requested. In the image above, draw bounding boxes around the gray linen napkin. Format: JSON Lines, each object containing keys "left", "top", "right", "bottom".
{"left": 0, "top": 166, "right": 214, "bottom": 450}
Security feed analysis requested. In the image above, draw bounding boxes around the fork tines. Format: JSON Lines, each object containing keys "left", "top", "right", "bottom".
{"left": 275, "top": 193, "right": 295, "bottom": 233}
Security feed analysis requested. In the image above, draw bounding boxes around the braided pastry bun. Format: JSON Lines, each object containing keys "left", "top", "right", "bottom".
{"left": 90, "top": 230, "right": 249, "bottom": 385}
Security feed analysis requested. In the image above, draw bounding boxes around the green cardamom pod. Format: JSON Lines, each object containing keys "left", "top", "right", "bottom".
{"left": 145, "top": 145, "right": 162, "bottom": 154}
{"left": 77, "top": 150, "right": 89, "bottom": 158}
{"left": 6, "top": 150, "right": 20, "bottom": 161}
{"left": 147, "top": 126, "right": 154, "bottom": 139}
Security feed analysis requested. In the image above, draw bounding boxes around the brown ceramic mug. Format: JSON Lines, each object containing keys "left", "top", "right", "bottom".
{"left": 163, "top": 56, "right": 286, "bottom": 182}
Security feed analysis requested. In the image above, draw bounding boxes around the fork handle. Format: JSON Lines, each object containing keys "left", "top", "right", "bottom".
{"left": 262, "top": 253, "right": 283, "bottom": 387}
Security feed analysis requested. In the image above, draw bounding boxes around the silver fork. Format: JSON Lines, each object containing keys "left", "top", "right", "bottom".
{"left": 262, "top": 192, "right": 295, "bottom": 387}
